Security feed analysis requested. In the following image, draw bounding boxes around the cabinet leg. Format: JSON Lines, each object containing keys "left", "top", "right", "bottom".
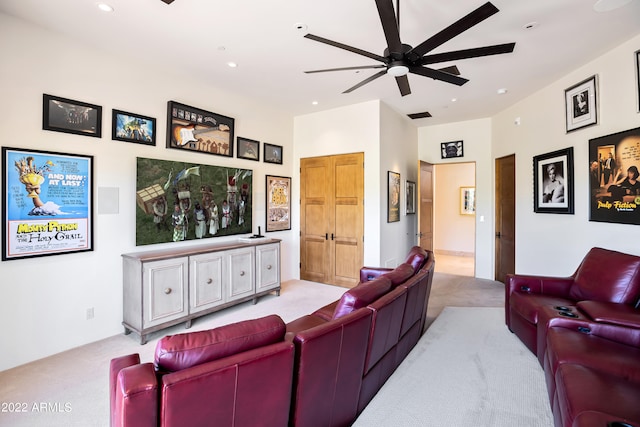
{"left": 276, "top": 289, "right": 281, "bottom": 296}
{"left": 185, "top": 320, "right": 192, "bottom": 329}
{"left": 140, "top": 335, "right": 147, "bottom": 345}
{"left": 252, "top": 297, "right": 258, "bottom": 305}
{"left": 123, "top": 327, "right": 131, "bottom": 335}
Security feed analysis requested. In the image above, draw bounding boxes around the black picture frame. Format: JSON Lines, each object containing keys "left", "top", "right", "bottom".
{"left": 112, "top": 109, "right": 156, "bottom": 146}
{"left": 533, "top": 147, "right": 574, "bottom": 214}
{"left": 236, "top": 137, "right": 260, "bottom": 161}
{"left": 405, "top": 180, "right": 416, "bottom": 215}
{"left": 441, "top": 141, "right": 463, "bottom": 159}
{"left": 635, "top": 50, "right": 640, "bottom": 113}
{"left": 388, "top": 171, "right": 400, "bottom": 222}
{"left": 166, "top": 101, "right": 234, "bottom": 157}
{"left": 264, "top": 143, "right": 283, "bottom": 164}
{"left": 265, "top": 175, "right": 291, "bottom": 232}
{"left": 589, "top": 126, "right": 640, "bottom": 225}
{"left": 43, "top": 94, "right": 102, "bottom": 138}
{"left": 565, "top": 75, "right": 598, "bottom": 133}
{"left": 3, "top": 147, "right": 94, "bottom": 260}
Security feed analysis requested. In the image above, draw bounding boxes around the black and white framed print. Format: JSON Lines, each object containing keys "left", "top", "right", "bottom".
{"left": 533, "top": 147, "right": 574, "bottom": 214}
{"left": 565, "top": 75, "right": 598, "bottom": 133}
{"left": 441, "top": 141, "right": 463, "bottom": 159}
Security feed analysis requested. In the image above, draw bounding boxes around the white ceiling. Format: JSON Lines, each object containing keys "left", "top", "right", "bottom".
{"left": 1, "top": 0, "right": 639, "bottom": 125}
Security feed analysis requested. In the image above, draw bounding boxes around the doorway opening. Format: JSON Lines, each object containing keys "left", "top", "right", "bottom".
{"left": 432, "top": 162, "right": 476, "bottom": 277}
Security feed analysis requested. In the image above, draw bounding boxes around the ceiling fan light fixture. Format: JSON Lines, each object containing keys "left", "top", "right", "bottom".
{"left": 387, "top": 64, "right": 409, "bottom": 77}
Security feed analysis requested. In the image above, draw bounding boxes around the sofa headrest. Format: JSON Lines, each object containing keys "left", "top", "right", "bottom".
{"left": 154, "top": 315, "right": 285, "bottom": 372}
{"left": 404, "top": 246, "right": 428, "bottom": 273}
{"left": 332, "top": 276, "right": 392, "bottom": 320}
{"left": 381, "top": 263, "right": 415, "bottom": 287}
{"left": 569, "top": 247, "right": 640, "bottom": 304}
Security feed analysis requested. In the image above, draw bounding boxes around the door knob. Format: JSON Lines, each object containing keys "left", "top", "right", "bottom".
{"left": 495, "top": 232, "right": 501, "bottom": 238}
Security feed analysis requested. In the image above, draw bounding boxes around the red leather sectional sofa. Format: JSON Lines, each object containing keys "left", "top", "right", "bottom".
{"left": 505, "top": 247, "right": 640, "bottom": 427}
{"left": 110, "top": 246, "right": 435, "bottom": 427}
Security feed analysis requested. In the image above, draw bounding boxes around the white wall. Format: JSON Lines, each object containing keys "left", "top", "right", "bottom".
{"left": 418, "top": 119, "right": 494, "bottom": 279}
{"left": 0, "top": 14, "right": 294, "bottom": 371}
{"left": 492, "top": 33, "right": 640, "bottom": 276}
{"left": 434, "top": 163, "right": 476, "bottom": 254}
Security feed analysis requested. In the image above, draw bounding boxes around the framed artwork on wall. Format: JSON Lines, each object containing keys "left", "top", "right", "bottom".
{"left": 441, "top": 140, "right": 463, "bottom": 159}
{"left": 388, "top": 171, "right": 400, "bottom": 222}
{"left": 635, "top": 50, "right": 640, "bottom": 113}
{"left": 405, "top": 180, "right": 416, "bottom": 215}
{"left": 589, "top": 126, "right": 640, "bottom": 225}
{"left": 166, "top": 101, "right": 234, "bottom": 157}
{"left": 264, "top": 143, "right": 283, "bottom": 164}
{"left": 565, "top": 75, "right": 598, "bottom": 133}
{"left": 43, "top": 94, "right": 102, "bottom": 138}
{"left": 460, "top": 186, "right": 476, "bottom": 215}
{"left": 112, "top": 109, "right": 156, "bottom": 146}
{"left": 265, "top": 175, "right": 291, "bottom": 232}
{"left": 236, "top": 137, "right": 260, "bottom": 161}
{"left": 135, "top": 157, "right": 252, "bottom": 246}
{"left": 533, "top": 147, "right": 574, "bottom": 214}
{"left": 2, "top": 147, "right": 94, "bottom": 260}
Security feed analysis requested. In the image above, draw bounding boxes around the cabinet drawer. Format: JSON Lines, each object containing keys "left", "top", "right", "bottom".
{"left": 143, "top": 258, "right": 188, "bottom": 327}
{"left": 190, "top": 252, "right": 224, "bottom": 313}
{"left": 227, "top": 247, "right": 255, "bottom": 301}
{"left": 256, "top": 243, "right": 280, "bottom": 291}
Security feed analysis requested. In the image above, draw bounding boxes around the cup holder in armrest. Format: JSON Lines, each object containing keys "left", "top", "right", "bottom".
{"left": 559, "top": 311, "right": 578, "bottom": 318}
{"left": 554, "top": 306, "right": 571, "bottom": 312}
{"left": 608, "top": 422, "right": 636, "bottom": 427}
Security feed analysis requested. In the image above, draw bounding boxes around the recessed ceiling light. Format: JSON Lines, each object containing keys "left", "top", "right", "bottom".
{"left": 97, "top": 3, "right": 114, "bottom": 12}
{"left": 497, "top": 88, "right": 508, "bottom": 95}
{"left": 593, "top": 0, "right": 633, "bottom": 12}
{"left": 312, "top": 101, "right": 318, "bottom": 105}
{"left": 523, "top": 21, "right": 539, "bottom": 30}
{"left": 451, "top": 98, "right": 458, "bottom": 103}
{"left": 227, "top": 62, "right": 238, "bottom": 68}
{"left": 294, "top": 23, "right": 308, "bottom": 32}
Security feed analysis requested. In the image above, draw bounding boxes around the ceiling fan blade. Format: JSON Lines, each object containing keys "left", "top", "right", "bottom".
{"left": 407, "top": 2, "right": 499, "bottom": 61}
{"left": 408, "top": 112, "right": 432, "bottom": 119}
{"left": 375, "top": 0, "right": 403, "bottom": 54}
{"left": 395, "top": 75, "right": 411, "bottom": 96}
{"left": 437, "top": 65, "right": 460, "bottom": 76}
{"left": 343, "top": 70, "right": 388, "bottom": 94}
{"left": 410, "top": 66, "right": 469, "bottom": 86}
{"left": 160, "top": 0, "right": 175, "bottom": 4}
{"left": 304, "top": 34, "right": 387, "bottom": 63}
{"left": 305, "top": 65, "right": 386, "bottom": 74}
{"left": 420, "top": 43, "right": 516, "bottom": 65}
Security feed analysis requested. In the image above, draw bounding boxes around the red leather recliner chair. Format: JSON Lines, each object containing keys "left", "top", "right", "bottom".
{"left": 505, "top": 247, "right": 640, "bottom": 355}
{"left": 110, "top": 315, "right": 294, "bottom": 427}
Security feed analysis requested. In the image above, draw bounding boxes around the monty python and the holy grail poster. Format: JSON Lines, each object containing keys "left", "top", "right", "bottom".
{"left": 3, "top": 147, "right": 93, "bottom": 260}
{"left": 136, "top": 157, "right": 252, "bottom": 246}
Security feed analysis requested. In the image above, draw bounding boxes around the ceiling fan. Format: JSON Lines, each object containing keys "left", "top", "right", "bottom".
{"left": 304, "top": 0, "right": 516, "bottom": 97}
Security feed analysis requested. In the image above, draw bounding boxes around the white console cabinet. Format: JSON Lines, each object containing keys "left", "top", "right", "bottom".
{"left": 122, "top": 239, "right": 280, "bottom": 344}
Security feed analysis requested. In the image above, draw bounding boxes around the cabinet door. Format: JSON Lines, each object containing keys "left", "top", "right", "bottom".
{"left": 226, "top": 247, "right": 255, "bottom": 302}
{"left": 190, "top": 252, "right": 224, "bottom": 313}
{"left": 143, "top": 257, "right": 188, "bottom": 327}
{"left": 256, "top": 243, "right": 280, "bottom": 292}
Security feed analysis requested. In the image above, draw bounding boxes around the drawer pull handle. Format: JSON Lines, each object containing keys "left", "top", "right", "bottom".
{"left": 267, "top": 265, "right": 272, "bottom": 270}
{"left": 164, "top": 288, "right": 172, "bottom": 294}
{"left": 207, "top": 278, "right": 213, "bottom": 284}
{"left": 240, "top": 271, "right": 245, "bottom": 276}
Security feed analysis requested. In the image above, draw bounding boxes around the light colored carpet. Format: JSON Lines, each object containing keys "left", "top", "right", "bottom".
{"left": 353, "top": 306, "right": 554, "bottom": 427}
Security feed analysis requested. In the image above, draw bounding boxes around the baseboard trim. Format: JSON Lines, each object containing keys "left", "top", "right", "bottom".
{"left": 434, "top": 249, "right": 474, "bottom": 258}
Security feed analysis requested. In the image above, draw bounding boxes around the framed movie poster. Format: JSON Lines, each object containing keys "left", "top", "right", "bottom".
{"left": 589, "top": 126, "right": 640, "bottom": 225}
{"left": 533, "top": 147, "right": 575, "bottom": 214}
{"left": 135, "top": 157, "right": 252, "bottom": 246}
{"left": 265, "top": 175, "right": 291, "bottom": 232}
{"left": 112, "top": 109, "right": 156, "bottom": 146}
{"left": 166, "top": 101, "right": 234, "bottom": 157}
{"left": 43, "top": 94, "right": 102, "bottom": 138}
{"left": 388, "top": 171, "right": 400, "bottom": 223}
{"left": 2, "top": 147, "right": 94, "bottom": 260}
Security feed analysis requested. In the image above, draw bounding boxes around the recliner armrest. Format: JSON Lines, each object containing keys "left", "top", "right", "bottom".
{"left": 113, "top": 363, "right": 158, "bottom": 427}
{"left": 506, "top": 274, "right": 574, "bottom": 298}
{"left": 577, "top": 300, "right": 640, "bottom": 329}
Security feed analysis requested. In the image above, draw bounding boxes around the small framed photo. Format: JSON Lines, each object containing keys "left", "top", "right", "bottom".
{"left": 166, "top": 100, "right": 234, "bottom": 157}
{"left": 460, "top": 186, "right": 476, "bottom": 215}
{"left": 43, "top": 94, "right": 102, "bottom": 138}
{"left": 265, "top": 175, "right": 291, "bottom": 232}
{"left": 533, "top": 147, "right": 574, "bottom": 214}
{"left": 112, "top": 109, "right": 156, "bottom": 146}
{"left": 405, "top": 180, "right": 416, "bottom": 215}
{"left": 264, "top": 143, "right": 283, "bottom": 164}
{"left": 236, "top": 137, "right": 260, "bottom": 161}
{"left": 388, "top": 171, "right": 401, "bottom": 222}
{"left": 441, "top": 140, "right": 463, "bottom": 159}
{"left": 565, "top": 75, "right": 598, "bottom": 133}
